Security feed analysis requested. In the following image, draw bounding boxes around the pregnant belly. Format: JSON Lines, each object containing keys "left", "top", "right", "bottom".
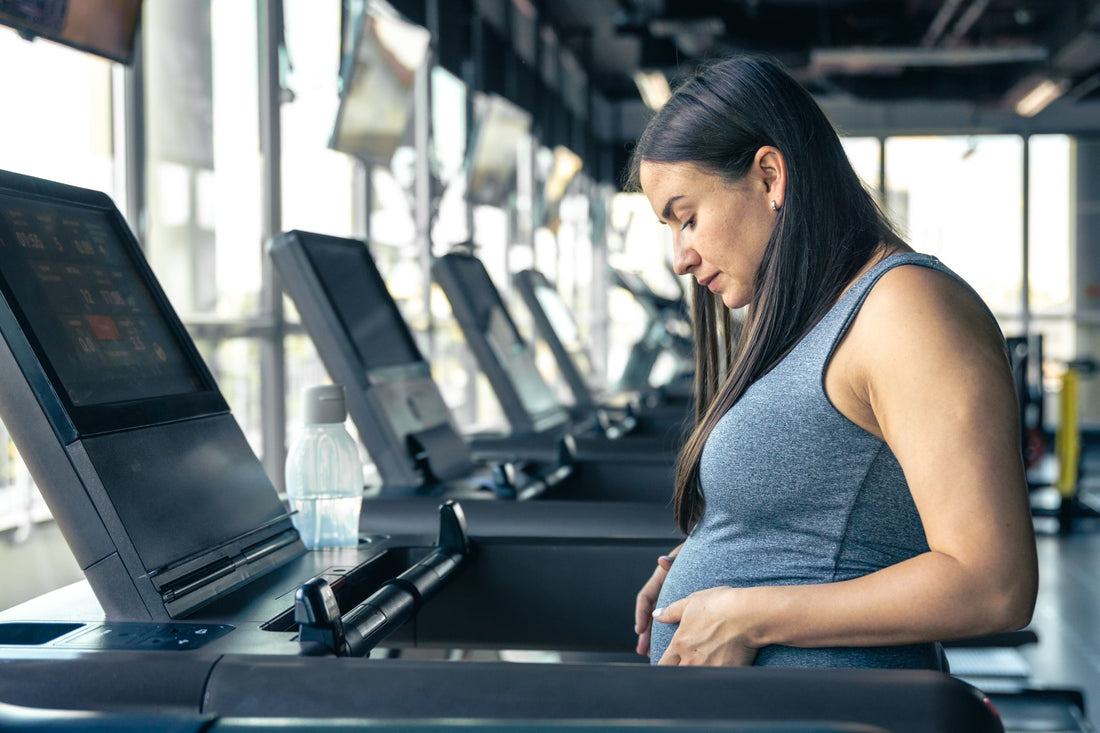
{"left": 647, "top": 545, "right": 945, "bottom": 671}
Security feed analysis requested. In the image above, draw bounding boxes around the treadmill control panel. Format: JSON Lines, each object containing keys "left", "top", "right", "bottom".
{"left": 0, "top": 621, "right": 233, "bottom": 651}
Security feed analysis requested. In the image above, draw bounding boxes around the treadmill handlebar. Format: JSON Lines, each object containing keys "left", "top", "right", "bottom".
{"left": 294, "top": 500, "right": 470, "bottom": 657}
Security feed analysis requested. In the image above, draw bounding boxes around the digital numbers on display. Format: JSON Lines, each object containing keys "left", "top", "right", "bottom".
{"left": 0, "top": 196, "right": 204, "bottom": 405}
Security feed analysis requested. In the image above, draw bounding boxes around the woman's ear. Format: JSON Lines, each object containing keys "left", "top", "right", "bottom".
{"left": 754, "top": 146, "right": 787, "bottom": 211}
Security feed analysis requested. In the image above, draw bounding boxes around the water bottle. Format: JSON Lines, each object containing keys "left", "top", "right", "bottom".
{"left": 286, "top": 384, "right": 363, "bottom": 549}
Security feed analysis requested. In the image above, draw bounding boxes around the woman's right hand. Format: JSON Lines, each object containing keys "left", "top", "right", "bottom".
{"left": 635, "top": 548, "right": 679, "bottom": 656}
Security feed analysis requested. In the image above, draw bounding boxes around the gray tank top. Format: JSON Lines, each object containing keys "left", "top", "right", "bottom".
{"left": 650, "top": 253, "right": 959, "bottom": 669}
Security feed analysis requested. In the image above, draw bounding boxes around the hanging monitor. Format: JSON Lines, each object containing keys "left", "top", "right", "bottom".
{"left": 539, "top": 144, "right": 582, "bottom": 231}
{"left": 329, "top": 0, "right": 431, "bottom": 164}
{"left": 0, "top": 0, "right": 142, "bottom": 65}
{"left": 465, "top": 92, "right": 532, "bottom": 207}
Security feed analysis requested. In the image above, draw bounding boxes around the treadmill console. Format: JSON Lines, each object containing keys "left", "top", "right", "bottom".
{"left": 431, "top": 250, "right": 569, "bottom": 434}
{"left": 513, "top": 268, "right": 598, "bottom": 411}
{"left": 0, "top": 171, "right": 299, "bottom": 620}
{"left": 269, "top": 230, "right": 479, "bottom": 491}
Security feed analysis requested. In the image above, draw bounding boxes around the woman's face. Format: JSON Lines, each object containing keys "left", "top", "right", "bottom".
{"left": 639, "top": 152, "right": 782, "bottom": 310}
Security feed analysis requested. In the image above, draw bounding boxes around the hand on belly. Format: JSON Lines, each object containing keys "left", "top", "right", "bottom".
{"left": 652, "top": 586, "right": 759, "bottom": 666}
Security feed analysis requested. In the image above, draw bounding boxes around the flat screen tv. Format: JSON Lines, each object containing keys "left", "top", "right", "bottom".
{"left": 539, "top": 144, "right": 582, "bottom": 231}
{"left": 465, "top": 92, "right": 532, "bottom": 207}
{"left": 0, "top": 0, "right": 142, "bottom": 65}
{"left": 330, "top": 0, "right": 431, "bottom": 163}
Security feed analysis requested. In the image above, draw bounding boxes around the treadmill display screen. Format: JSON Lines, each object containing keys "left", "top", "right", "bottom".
{"left": 533, "top": 282, "right": 594, "bottom": 377}
{"left": 300, "top": 237, "right": 422, "bottom": 370}
{"left": 0, "top": 192, "right": 208, "bottom": 408}
{"left": 274, "top": 230, "right": 474, "bottom": 487}
{"left": 445, "top": 254, "right": 563, "bottom": 421}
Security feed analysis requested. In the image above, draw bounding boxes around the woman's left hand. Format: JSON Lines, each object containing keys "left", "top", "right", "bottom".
{"left": 652, "top": 586, "right": 760, "bottom": 666}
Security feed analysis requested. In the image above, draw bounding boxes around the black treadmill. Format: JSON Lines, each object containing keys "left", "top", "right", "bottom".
{"left": 0, "top": 168, "right": 690, "bottom": 657}
{"left": 0, "top": 658, "right": 1008, "bottom": 733}
{"left": 270, "top": 230, "right": 675, "bottom": 502}
{"left": 430, "top": 248, "right": 686, "bottom": 495}
{"left": 0, "top": 171, "right": 1069, "bottom": 733}
{"left": 512, "top": 266, "right": 691, "bottom": 431}
{"left": 0, "top": 169, "right": 481, "bottom": 626}
{"left": 607, "top": 264, "right": 695, "bottom": 401}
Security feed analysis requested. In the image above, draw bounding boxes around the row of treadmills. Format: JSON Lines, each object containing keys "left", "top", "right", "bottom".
{"left": 0, "top": 169, "right": 1087, "bottom": 732}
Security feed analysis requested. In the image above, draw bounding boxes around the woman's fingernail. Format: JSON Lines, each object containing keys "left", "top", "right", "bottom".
{"left": 659, "top": 555, "right": 674, "bottom": 563}
{"left": 652, "top": 607, "right": 664, "bottom": 619}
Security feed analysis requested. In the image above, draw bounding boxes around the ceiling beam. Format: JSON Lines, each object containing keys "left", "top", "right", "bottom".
{"left": 920, "top": 0, "right": 966, "bottom": 47}
{"left": 808, "top": 45, "right": 1048, "bottom": 75}
{"left": 941, "top": 0, "right": 991, "bottom": 46}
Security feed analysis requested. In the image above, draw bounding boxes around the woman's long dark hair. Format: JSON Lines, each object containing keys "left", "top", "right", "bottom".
{"left": 627, "top": 56, "right": 903, "bottom": 535}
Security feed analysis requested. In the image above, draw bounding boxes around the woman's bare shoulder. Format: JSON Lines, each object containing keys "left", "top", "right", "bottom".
{"left": 857, "top": 262, "right": 1004, "bottom": 349}
{"left": 839, "top": 261, "right": 1010, "bottom": 408}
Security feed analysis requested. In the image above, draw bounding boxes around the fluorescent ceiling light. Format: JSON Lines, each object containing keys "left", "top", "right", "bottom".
{"left": 633, "top": 70, "right": 672, "bottom": 111}
{"left": 1014, "top": 77, "right": 1070, "bottom": 117}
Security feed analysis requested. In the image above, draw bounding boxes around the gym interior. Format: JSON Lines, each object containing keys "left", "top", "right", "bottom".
{"left": 1, "top": 1, "right": 1100, "bottom": 731}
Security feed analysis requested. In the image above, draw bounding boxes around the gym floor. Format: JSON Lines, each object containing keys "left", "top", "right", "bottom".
{"left": 1022, "top": 481, "right": 1100, "bottom": 730}
{"left": 2, "top": 469, "right": 1100, "bottom": 731}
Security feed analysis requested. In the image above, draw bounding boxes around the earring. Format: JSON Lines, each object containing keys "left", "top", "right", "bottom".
{"left": 770, "top": 200, "right": 779, "bottom": 212}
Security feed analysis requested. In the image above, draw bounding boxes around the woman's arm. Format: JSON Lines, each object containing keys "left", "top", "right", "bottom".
{"left": 654, "top": 265, "right": 1038, "bottom": 666}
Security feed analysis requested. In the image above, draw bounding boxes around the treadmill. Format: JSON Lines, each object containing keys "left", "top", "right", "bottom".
{"left": 270, "top": 230, "right": 674, "bottom": 502}
{"left": 607, "top": 265, "right": 695, "bottom": 402}
{"left": 0, "top": 171, "right": 1068, "bottom": 732}
{"left": 0, "top": 168, "right": 691, "bottom": 655}
{"left": 0, "top": 168, "right": 479, "bottom": 626}
{"left": 431, "top": 248, "right": 685, "bottom": 495}
{"left": 512, "top": 266, "right": 691, "bottom": 431}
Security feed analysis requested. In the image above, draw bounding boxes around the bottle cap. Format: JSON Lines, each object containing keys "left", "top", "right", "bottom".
{"left": 302, "top": 384, "right": 348, "bottom": 424}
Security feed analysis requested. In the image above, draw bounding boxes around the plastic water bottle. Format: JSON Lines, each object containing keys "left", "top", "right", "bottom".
{"left": 286, "top": 384, "right": 363, "bottom": 549}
